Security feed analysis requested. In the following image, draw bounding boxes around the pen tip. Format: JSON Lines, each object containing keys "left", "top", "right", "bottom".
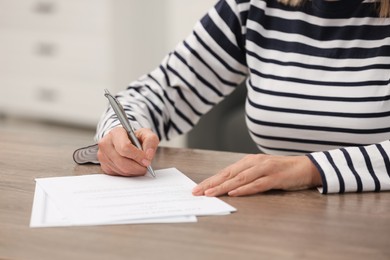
{"left": 148, "top": 167, "right": 156, "bottom": 178}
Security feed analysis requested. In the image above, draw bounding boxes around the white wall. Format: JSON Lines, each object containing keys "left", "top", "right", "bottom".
{"left": 112, "top": 0, "right": 217, "bottom": 91}
{"left": 113, "top": 0, "right": 216, "bottom": 148}
{"left": 159, "top": 0, "right": 217, "bottom": 147}
{"left": 165, "top": 0, "right": 216, "bottom": 53}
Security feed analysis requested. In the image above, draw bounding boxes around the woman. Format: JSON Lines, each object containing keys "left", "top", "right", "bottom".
{"left": 95, "top": 0, "right": 390, "bottom": 195}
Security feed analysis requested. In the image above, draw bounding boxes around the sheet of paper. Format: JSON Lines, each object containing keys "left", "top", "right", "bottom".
{"left": 30, "top": 183, "right": 197, "bottom": 227}
{"left": 32, "top": 168, "right": 236, "bottom": 226}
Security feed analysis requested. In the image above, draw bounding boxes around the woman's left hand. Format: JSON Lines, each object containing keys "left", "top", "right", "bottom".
{"left": 192, "top": 154, "right": 322, "bottom": 197}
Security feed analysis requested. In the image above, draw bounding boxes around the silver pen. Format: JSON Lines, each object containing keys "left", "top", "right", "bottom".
{"left": 104, "top": 89, "right": 156, "bottom": 178}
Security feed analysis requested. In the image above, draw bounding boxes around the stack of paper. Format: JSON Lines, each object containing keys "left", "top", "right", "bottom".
{"left": 30, "top": 168, "right": 236, "bottom": 227}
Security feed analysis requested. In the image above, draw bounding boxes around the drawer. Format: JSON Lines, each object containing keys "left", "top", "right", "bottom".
{"left": 0, "top": 30, "right": 114, "bottom": 83}
{"left": 0, "top": 0, "right": 110, "bottom": 35}
{"left": 0, "top": 76, "right": 112, "bottom": 126}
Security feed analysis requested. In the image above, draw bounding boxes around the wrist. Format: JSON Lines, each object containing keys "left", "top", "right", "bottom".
{"left": 306, "top": 157, "right": 322, "bottom": 187}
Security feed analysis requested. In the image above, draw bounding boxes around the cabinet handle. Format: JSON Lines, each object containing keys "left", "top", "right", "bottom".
{"left": 33, "top": 1, "right": 56, "bottom": 15}
{"left": 35, "top": 42, "right": 57, "bottom": 57}
{"left": 35, "top": 87, "right": 58, "bottom": 103}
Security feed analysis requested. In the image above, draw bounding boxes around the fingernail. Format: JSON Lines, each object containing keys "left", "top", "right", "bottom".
{"left": 142, "top": 159, "right": 151, "bottom": 167}
{"left": 204, "top": 188, "right": 216, "bottom": 197}
{"left": 192, "top": 186, "right": 201, "bottom": 194}
{"left": 228, "top": 190, "right": 237, "bottom": 196}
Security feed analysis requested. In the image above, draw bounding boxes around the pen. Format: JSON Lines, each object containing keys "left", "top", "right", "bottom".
{"left": 104, "top": 89, "right": 156, "bottom": 178}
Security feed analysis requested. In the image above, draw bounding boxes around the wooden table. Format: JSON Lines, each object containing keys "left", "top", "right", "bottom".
{"left": 1, "top": 119, "right": 389, "bottom": 260}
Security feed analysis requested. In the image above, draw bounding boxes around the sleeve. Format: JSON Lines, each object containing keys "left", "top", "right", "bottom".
{"left": 307, "top": 140, "right": 390, "bottom": 194}
{"left": 95, "top": 0, "right": 249, "bottom": 142}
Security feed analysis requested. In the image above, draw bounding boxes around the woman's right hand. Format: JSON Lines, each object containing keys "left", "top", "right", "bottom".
{"left": 97, "top": 127, "right": 159, "bottom": 176}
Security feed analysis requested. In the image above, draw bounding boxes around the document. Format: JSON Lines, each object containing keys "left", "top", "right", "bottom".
{"left": 30, "top": 184, "right": 197, "bottom": 227}
{"left": 30, "top": 168, "right": 236, "bottom": 227}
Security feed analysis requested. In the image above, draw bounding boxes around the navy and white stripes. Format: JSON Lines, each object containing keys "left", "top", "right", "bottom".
{"left": 97, "top": 0, "right": 390, "bottom": 193}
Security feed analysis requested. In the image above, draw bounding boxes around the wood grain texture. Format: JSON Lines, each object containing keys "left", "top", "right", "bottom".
{"left": 1, "top": 119, "right": 389, "bottom": 260}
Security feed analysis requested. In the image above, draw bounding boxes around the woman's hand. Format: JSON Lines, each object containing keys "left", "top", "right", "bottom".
{"left": 192, "top": 154, "right": 322, "bottom": 197}
{"left": 97, "top": 127, "right": 159, "bottom": 176}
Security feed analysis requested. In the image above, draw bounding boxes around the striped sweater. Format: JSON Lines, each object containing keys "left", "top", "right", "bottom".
{"left": 96, "top": 0, "right": 390, "bottom": 194}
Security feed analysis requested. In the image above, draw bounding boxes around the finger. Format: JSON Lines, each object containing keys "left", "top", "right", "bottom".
{"left": 203, "top": 167, "right": 260, "bottom": 197}
{"left": 192, "top": 155, "right": 255, "bottom": 196}
{"left": 228, "top": 176, "right": 274, "bottom": 197}
{"left": 135, "top": 128, "right": 159, "bottom": 161}
{"left": 97, "top": 147, "right": 121, "bottom": 176}
{"left": 192, "top": 166, "right": 239, "bottom": 196}
{"left": 97, "top": 135, "right": 124, "bottom": 175}
{"left": 110, "top": 127, "right": 149, "bottom": 167}
{"left": 108, "top": 147, "right": 148, "bottom": 176}
{"left": 98, "top": 137, "right": 147, "bottom": 177}
{"left": 112, "top": 153, "right": 148, "bottom": 176}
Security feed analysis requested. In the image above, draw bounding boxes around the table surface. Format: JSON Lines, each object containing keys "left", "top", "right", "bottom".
{"left": 1, "top": 119, "right": 389, "bottom": 260}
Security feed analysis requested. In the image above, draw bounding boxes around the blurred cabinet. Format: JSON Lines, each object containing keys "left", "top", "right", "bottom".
{"left": 0, "top": 0, "right": 215, "bottom": 128}
{"left": 0, "top": 0, "right": 168, "bottom": 126}
{"left": 0, "top": 0, "right": 118, "bottom": 126}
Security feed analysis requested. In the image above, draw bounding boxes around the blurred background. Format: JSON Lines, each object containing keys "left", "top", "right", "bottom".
{"left": 0, "top": 0, "right": 258, "bottom": 153}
